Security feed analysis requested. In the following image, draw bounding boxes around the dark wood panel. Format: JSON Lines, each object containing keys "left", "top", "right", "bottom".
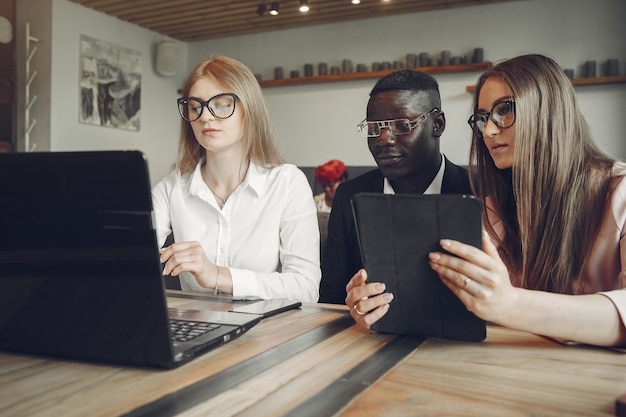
{"left": 68, "top": 0, "right": 523, "bottom": 41}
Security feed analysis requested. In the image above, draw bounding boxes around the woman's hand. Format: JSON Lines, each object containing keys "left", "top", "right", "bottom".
{"left": 428, "top": 231, "right": 518, "bottom": 323}
{"left": 160, "top": 241, "right": 216, "bottom": 288}
{"left": 345, "top": 269, "right": 394, "bottom": 330}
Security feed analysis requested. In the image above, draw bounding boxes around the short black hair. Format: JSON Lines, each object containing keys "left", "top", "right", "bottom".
{"left": 370, "top": 70, "right": 441, "bottom": 109}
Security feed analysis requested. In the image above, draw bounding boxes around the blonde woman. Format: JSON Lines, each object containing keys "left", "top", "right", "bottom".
{"left": 153, "top": 56, "right": 320, "bottom": 302}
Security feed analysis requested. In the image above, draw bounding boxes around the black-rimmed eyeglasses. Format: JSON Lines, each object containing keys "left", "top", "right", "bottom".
{"left": 467, "top": 98, "right": 516, "bottom": 137}
{"left": 357, "top": 109, "right": 439, "bottom": 138}
{"left": 177, "top": 93, "right": 238, "bottom": 122}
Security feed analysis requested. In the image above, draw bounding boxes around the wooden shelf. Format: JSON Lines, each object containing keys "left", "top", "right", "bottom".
{"left": 258, "top": 62, "right": 493, "bottom": 88}
{"left": 465, "top": 75, "right": 626, "bottom": 93}
{"left": 570, "top": 75, "right": 626, "bottom": 86}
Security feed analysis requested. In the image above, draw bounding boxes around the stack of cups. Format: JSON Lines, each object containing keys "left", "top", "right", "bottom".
{"left": 605, "top": 59, "right": 619, "bottom": 76}
{"left": 441, "top": 50, "right": 451, "bottom": 66}
{"left": 473, "top": 48, "right": 484, "bottom": 63}
{"left": 406, "top": 53, "right": 417, "bottom": 68}
{"left": 585, "top": 60, "right": 597, "bottom": 78}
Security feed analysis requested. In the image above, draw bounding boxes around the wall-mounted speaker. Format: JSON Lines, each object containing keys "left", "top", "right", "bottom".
{"left": 155, "top": 41, "right": 179, "bottom": 77}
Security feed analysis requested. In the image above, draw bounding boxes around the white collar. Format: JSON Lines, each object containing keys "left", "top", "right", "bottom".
{"left": 383, "top": 154, "right": 445, "bottom": 195}
{"left": 188, "top": 159, "right": 270, "bottom": 198}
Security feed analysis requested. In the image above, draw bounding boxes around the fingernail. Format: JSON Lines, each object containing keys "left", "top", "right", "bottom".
{"left": 429, "top": 252, "right": 440, "bottom": 261}
{"left": 440, "top": 239, "right": 451, "bottom": 248}
{"left": 375, "top": 283, "right": 386, "bottom": 292}
{"left": 383, "top": 293, "right": 394, "bottom": 302}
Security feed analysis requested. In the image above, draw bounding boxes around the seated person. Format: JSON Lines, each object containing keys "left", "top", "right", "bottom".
{"left": 314, "top": 159, "right": 348, "bottom": 214}
{"left": 346, "top": 54, "right": 626, "bottom": 348}
{"left": 319, "top": 69, "right": 472, "bottom": 304}
{"left": 153, "top": 55, "right": 320, "bottom": 303}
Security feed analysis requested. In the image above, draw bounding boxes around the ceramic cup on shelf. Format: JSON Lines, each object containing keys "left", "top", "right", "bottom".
{"left": 274, "top": 66, "right": 284, "bottom": 80}
{"left": 406, "top": 53, "right": 417, "bottom": 68}
{"left": 330, "top": 66, "right": 340, "bottom": 75}
{"left": 473, "top": 47, "right": 484, "bottom": 63}
{"left": 342, "top": 59, "right": 353, "bottom": 74}
{"left": 585, "top": 60, "right": 597, "bottom": 78}
{"left": 290, "top": 70, "right": 300, "bottom": 78}
{"left": 441, "top": 50, "right": 451, "bottom": 66}
{"left": 304, "top": 63, "right": 314, "bottom": 77}
{"left": 318, "top": 62, "right": 328, "bottom": 76}
{"left": 563, "top": 68, "right": 574, "bottom": 79}
{"left": 356, "top": 63, "right": 367, "bottom": 72}
{"left": 419, "top": 52, "right": 430, "bottom": 67}
{"left": 605, "top": 59, "right": 619, "bottom": 76}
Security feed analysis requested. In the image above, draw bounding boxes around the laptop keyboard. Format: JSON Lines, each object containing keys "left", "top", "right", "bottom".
{"left": 170, "top": 320, "right": 222, "bottom": 343}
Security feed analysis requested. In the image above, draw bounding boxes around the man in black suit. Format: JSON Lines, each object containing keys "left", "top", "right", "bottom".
{"left": 319, "top": 70, "right": 472, "bottom": 304}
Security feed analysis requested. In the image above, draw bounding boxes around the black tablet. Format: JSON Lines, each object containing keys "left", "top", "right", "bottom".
{"left": 351, "top": 193, "right": 486, "bottom": 342}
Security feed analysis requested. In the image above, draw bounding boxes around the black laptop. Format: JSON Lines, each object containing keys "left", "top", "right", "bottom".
{"left": 0, "top": 150, "right": 262, "bottom": 368}
{"left": 351, "top": 193, "right": 486, "bottom": 342}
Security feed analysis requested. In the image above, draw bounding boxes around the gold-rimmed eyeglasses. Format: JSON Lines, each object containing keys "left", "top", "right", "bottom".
{"left": 357, "top": 109, "right": 439, "bottom": 138}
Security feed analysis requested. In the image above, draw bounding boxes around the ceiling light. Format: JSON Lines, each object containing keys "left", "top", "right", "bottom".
{"left": 299, "top": 0, "right": 310, "bottom": 12}
{"left": 269, "top": 2, "right": 279, "bottom": 15}
{"left": 256, "top": 3, "right": 266, "bottom": 16}
{"left": 351, "top": 0, "right": 361, "bottom": 4}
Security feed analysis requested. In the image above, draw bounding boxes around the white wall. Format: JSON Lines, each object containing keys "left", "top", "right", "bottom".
{"left": 47, "top": 0, "right": 187, "bottom": 185}
{"left": 188, "top": 0, "right": 626, "bottom": 168}
{"left": 17, "top": 0, "right": 626, "bottom": 185}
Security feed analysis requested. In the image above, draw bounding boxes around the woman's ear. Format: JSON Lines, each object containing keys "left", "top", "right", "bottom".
{"left": 432, "top": 111, "right": 446, "bottom": 138}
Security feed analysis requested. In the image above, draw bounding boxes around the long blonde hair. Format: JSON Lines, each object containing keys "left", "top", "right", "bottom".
{"left": 469, "top": 54, "right": 615, "bottom": 293}
{"left": 176, "top": 55, "right": 284, "bottom": 174}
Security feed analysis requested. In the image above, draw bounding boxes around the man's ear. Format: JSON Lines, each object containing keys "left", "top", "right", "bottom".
{"left": 432, "top": 111, "right": 446, "bottom": 138}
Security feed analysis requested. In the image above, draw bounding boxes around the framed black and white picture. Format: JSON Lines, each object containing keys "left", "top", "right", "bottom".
{"left": 79, "top": 35, "right": 141, "bottom": 131}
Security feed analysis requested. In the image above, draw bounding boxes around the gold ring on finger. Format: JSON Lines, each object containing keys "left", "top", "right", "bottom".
{"left": 353, "top": 303, "right": 366, "bottom": 316}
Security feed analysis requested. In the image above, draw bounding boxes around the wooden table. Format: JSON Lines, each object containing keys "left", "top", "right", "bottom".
{"left": 1, "top": 291, "right": 625, "bottom": 417}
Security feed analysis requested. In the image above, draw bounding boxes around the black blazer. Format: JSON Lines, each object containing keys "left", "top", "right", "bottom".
{"left": 319, "top": 157, "right": 473, "bottom": 304}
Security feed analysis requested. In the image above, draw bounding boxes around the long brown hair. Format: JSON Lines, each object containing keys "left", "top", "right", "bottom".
{"left": 176, "top": 55, "right": 284, "bottom": 174}
{"left": 469, "top": 54, "right": 614, "bottom": 294}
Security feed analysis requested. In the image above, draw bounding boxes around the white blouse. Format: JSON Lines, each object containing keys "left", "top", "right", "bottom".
{"left": 152, "top": 160, "right": 321, "bottom": 302}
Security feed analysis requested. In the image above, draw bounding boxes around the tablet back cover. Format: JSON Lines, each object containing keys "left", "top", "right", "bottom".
{"left": 351, "top": 193, "right": 486, "bottom": 342}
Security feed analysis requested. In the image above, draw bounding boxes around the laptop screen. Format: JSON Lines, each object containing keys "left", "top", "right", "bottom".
{"left": 0, "top": 151, "right": 265, "bottom": 368}
{"left": 0, "top": 151, "right": 175, "bottom": 366}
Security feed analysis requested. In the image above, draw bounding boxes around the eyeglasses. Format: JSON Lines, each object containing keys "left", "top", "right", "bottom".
{"left": 177, "top": 93, "right": 238, "bottom": 122}
{"left": 467, "top": 98, "right": 516, "bottom": 137}
{"left": 357, "top": 109, "right": 439, "bottom": 138}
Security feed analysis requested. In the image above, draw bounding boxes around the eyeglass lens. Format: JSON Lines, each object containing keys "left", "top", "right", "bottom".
{"left": 178, "top": 93, "right": 237, "bottom": 121}
{"left": 359, "top": 111, "right": 434, "bottom": 138}
{"left": 365, "top": 119, "right": 414, "bottom": 137}
{"left": 470, "top": 100, "right": 515, "bottom": 136}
